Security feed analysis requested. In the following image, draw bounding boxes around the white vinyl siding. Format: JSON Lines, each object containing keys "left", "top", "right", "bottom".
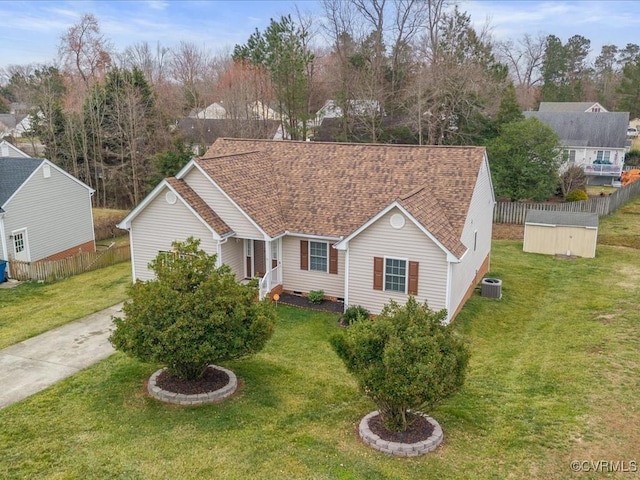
{"left": 449, "top": 157, "right": 494, "bottom": 317}
{"left": 130, "top": 185, "right": 217, "bottom": 281}
{"left": 2, "top": 163, "right": 94, "bottom": 261}
{"left": 348, "top": 208, "right": 448, "bottom": 314}
{"left": 220, "top": 238, "right": 244, "bottom": 279}
{"left": 183, "top": 167, "right": 263, "bottom": 239}
{"left": 282, "top": 236, "right": 345, "bottom": 298}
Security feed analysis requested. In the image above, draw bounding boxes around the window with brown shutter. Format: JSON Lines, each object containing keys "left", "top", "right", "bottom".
{"left": 329, "top": 244, "right": 338, "bottom": 274}
{"left": 300, "top": 240, "right": 308, "bottom": 270}
{"left": 373, "top": 257, "right": 383, "bottom": 290}
{"left": 408, "top": 261, "right": 419, "bottom": 295}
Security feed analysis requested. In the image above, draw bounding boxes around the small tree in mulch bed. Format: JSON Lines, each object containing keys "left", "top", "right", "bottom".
{"left": 110, "top": 237, "right": 275, "bottom": 381}
{"left": 330, "top": 297, "right": 469, "bottom": 432}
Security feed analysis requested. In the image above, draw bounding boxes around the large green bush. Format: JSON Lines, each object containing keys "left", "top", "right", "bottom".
{"left": 330, "top": 297, "right": 470, "bottom": 432}
{"left": 110, "top": 238, "right": 275, "bottom": 381}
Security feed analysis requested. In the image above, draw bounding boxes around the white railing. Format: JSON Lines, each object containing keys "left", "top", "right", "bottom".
{"left": 584, "top": 164, "right": 622, "bottom": 176}
{"left": 259, "top": 263, "right": 282, "bottom": 300}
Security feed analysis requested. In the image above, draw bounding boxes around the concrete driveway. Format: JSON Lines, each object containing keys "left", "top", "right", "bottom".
{"left": 0, "top": 303, "right": 123, "bottom": 409}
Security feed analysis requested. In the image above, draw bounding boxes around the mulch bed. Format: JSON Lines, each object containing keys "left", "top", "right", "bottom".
{"left": 156, "top": 366, "right": 229, "bottom": 395}
{"left": 277, "top": 292, "right": 344, "bottom": 314}
{"left": 368, "top": 412, "right": 435, "bottom": 444}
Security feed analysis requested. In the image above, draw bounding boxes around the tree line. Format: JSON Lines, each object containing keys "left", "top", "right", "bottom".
{"left": 1, "top": 1, "right": 639, "bottom": 208}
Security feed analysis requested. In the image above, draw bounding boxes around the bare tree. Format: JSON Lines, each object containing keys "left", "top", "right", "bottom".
{"left": 169, "top": 41, "right": 214, "bottom": 114}
{"left": 58, "top": 13, "right": 112, "bottom": 86}
{"left": 495, "top": 33, "right": 546, "bottom": 110}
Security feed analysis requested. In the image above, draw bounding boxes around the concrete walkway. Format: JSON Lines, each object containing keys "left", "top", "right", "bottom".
{"left": 0, "top": 303, "right": 123, "bottom": 410}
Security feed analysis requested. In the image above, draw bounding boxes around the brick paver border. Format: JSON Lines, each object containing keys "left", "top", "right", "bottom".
{"left": 147, "top": 365, "right": 237, "bottom": 405}
{"left": 358, "top": 410, "right": 444, "bottom": 457}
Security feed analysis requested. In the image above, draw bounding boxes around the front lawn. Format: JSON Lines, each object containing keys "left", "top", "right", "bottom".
{"left": 0, "top": 241, "right": 638, "bottom": 479}
{"left": 0, "top": 262, "right": 131, "bottom": 349}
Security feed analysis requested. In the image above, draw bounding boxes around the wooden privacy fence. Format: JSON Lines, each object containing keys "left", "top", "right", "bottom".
{"left": 494, "top": 180, "right": 640, "bottom": 224}
{"left": 9, "top": 244, "right": 130, "bottom": 282}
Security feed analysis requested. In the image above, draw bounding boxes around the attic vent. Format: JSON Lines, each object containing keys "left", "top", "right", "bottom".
{"left": 481, "top": 278, "right": 502, "bottom": 299}
{"left": 390, "top": 213, "right": 405, "bottom": 229}
{"left": 42, "top": 164, "right": 51, "bottom": 178}
{"left": 165, "top": 191, "right": 177, "bottom": 204}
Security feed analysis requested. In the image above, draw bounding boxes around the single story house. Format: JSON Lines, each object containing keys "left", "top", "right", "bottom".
{"left": 119, "top": 139, "right": 496, "bottom": 322}
{"left": 523, "top": 210, "right": 598, "bottom": 258}
{"left": 523, "top": 111, "right": 629, "bottom": 185}
{"left": 0, "top": 157, "right": 95, "bottom": 269}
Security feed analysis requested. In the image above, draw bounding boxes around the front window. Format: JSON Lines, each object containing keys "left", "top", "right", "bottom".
{"left": 595, "top": 151, "right": 611, "bottom": 164}
{"left": 385, "top": 258, "right": 406, "bottom": 293}
{"left": 309, "top": 241, "right": 328, "bottom": 272}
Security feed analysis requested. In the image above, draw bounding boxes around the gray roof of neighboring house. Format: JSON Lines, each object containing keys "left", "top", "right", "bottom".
{"left": 523, "top": 111, "right": 629, "bottom": 148}
{"left": 525, "top": 210, "right": 599, "bottom": 228}
{"left": 538, "top": 102, "right": 604, "bottom": 113}
{"left": 0, "top": 157, "right": 43, "bottom": 208}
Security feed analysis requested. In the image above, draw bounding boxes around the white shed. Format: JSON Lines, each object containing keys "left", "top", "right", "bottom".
{"left": 523, "top": 210, "right": 598, "bottom": 258}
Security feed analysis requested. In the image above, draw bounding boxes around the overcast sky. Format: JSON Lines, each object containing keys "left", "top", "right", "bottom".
{"left": 1, "top": 0, "right": 638, "bottom": 71}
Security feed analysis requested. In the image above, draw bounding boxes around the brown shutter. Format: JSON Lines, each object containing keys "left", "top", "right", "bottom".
{"left": 329, "top": 243, "right": 338, "bottom": 274}
{"left": 300, "top": 240, "right": 308, "bottom": 270}
{"left": 373, "top": 257, "right": 383, "bottom": 290}
{"left": 408, "top": 261, "right": 419, "bottom": 295}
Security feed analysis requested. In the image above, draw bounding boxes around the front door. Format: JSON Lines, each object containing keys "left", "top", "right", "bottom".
{"left": 12, "top": 228, "right": 29, "bottom": 262}
{"left": 253, "top": 240, "right": 266, "bottom": 278}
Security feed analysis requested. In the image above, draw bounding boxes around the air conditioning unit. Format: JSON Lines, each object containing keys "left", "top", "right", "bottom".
{"left": 481, "top": 278, "right": 502, "bottom": 299}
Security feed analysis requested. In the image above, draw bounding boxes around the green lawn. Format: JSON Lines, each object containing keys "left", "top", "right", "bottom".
{"left": 1, "top": 198, "right": 640, "bottom": 479}
{"left": 0, "top": 262, "right": 131, "bottom": 349}
{"left": 1, "top": 237, "right": 639, "bottom": 478}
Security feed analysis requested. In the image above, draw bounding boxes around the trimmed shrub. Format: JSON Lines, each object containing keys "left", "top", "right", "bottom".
{"left": 331, "top": 297, "right": 470, "bottom": 432}
{"left": 109, "top": 237, "right": 276, "bottom": 381}
{"left": 341, "top": 305, "right": 370, "bottom": 325}
{"left": 565, "top": 189, "right": 588, "bottom": 202}
{"left": 308, "top": 290, "right": 325, "bottom": 304}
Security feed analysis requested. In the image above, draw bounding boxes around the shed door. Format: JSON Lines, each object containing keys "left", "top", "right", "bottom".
{"left": 12, "top": 228, "right": 30, "bottom": 262}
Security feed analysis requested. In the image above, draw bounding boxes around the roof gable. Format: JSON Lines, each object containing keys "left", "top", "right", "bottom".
{"left": 0, "top": 157, "right": 43, "bottom": 208}
{"left": 0, "top": 140, "right": 30, "bottom": 158}
{"left": 523, "top": 111, "right": 629, "bottom": 148}
{"left": 538, "top": 102, "right": 607, "bottom": 113}
{"left": 165, "top": 177, "right": 233, "bottom": 236}
{"left": 199, "top": 139, "right": 487, "bottom": 256}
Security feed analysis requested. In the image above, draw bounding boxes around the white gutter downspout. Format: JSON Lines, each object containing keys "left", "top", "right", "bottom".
{"left": 0, "top": 212, "right": 8, "bottom": 261}
{"left": 216, "top": 237, "right": 229, "bottom": 268}
{"left": 343, "top": 242, "right": 349, "bottom": 311}
{"left": 445, "top": 260, "right": 454, "bottom": 324}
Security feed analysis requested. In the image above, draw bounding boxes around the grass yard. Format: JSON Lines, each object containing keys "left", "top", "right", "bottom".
{"left": 1, "top": 198, "right": 640, "bottom": 479}
{"left": 1, "top": 233, "right": 639, "bottom": 478}
{"left": 0, "top": 262, "right": 131, "bottom": 350}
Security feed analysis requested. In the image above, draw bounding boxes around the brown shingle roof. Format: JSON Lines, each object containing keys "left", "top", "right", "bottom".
{"left": 198, "top": 139, "right": 487, "bottom": 257}
{"left": 166, "top": 177, "right": 233, "bottom": 236}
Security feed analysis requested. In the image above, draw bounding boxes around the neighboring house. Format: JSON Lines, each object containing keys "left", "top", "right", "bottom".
{"left": 175, "top": 118, "right": 283, "bottom": 154}
{"left": 538, "top": 101, "right": 608, "bottom": 113}
{"left": 0, "top": 113, "right": 33, "bottom": 138}
{"left": 523, "top": 111, "right": 629, "bottom": 185}
{"left": 0, "top": 157, "right": 95, "bottom": 269}
{"left": 0, "top": 140, "right": 30, "bottom": 158}
{"left": 119, "top": 139, "right": 495, "bottom": 322}
{"left": 191, "top": 101, "right": 280, "bottom": 121}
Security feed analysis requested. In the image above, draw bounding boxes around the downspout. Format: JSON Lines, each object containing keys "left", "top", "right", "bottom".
{"left": 445, "top": 260, "right": 453, "bottom": 324}
{"left": 0, "top": 212, "right": 8, "bottom": 261}
{"left": 216, "top": 236, "right": 229, "bottom": 269}
{"left": 343, "top": 244, "right": 349, "bottom": 312}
